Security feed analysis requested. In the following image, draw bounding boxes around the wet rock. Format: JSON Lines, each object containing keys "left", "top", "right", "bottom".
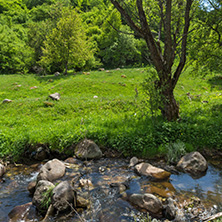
{"left": 52, "top": 181, "right": 76, "bottom": 212}
{"left": 135, "top": 163, "right": 171, "bottom": 180}
{"left": 32, "top": 146, "right": 49, "bottom": 161}
{"left": 37, "top": 159, "right": 66, "bottom": 182}
{"left": 49, "top": 92, "right": 60, "bottom": 100}
{"left": 177, "top": 151, "right": 208, "bottom": 176}
{"left": 129, "top": 157, "right": 139, "bottom": 167}
{"left": 33, "top": 180, "right": 55, "bottom": 212}
{"left": 164, "top": 198, "right": 176, "bottom": 220}
{"left": 75, "top": 139, "right": 102, "bottom": 160}
{"left": 64, "top": 157, "right": 80, "bottom": 164}
{"left": 110, "top": 182, "right": 128, "bottom": 193}
{"left": 79, "top": 178, "right": 93, "bottom": 188}
{"left": 8, "top": 202, "right": 32, "bottom": 221}
{"left": 0, "top": 163, "right": 6, "bottom": 177}
{"left": 27, "top": 180, "right": 37, "bottom": 196}
{"left": 129, "top": 193, "right": 163, "bottom": 217}
{"left": 76, "top": 195, "right": 89, "bottom": 208}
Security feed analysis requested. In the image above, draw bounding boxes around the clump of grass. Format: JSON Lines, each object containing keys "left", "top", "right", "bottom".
{"left": 41, "top": 186, "right": 54, "bottom": 210}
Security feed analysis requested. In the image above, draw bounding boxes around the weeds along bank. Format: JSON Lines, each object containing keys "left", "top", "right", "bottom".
{"left": 0, "top": 68, "right": 222, "bottom": 160}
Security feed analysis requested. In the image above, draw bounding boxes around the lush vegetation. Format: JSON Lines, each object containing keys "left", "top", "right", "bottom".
{"left": 0, "top": 0, "right": 221, "bottom": 160}
{"left": 0, "top": 67, "right": 221, "bottom": 160}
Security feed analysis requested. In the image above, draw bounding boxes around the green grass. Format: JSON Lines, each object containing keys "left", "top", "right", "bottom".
{"left": 0, "top": 67, "right": 222, "bottom": 160}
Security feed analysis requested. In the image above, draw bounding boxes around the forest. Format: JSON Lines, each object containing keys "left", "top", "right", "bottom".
{"left": 0, "top": 0, "right": 221, "bottom": 75}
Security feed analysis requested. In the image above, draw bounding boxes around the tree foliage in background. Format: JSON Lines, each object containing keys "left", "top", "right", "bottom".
{"left": 189, "top": 0, "right": 222, "bottom": 73}
{"left": 39, "top": 8, "right": 96, "bottom": 74}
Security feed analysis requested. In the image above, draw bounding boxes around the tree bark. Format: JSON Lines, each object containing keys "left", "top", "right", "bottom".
{"left": 160, "top": 87, "right": 179, "bottom": 121}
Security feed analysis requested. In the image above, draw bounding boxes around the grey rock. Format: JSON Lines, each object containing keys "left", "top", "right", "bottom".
{"left": 164, "top": 197, "right": 176, "bottom": 220}
{"left": 75, "top": 139, "right": 102, "bottom": 160}
{"left": 0, "top": 163, "right": 6, "bottom": 177}
{"left": 33, "top": 180, "right": 55, "bottom": 212}
{"left": 52, "top": 181, "right": 76, "bottom": 212}
{"left": 49, "top": 93, "right": 60, "bottom": 100}
{"left": 129, "top": 193, "right": 163, "bottom": 216}
{"left": 177, "top": 151, "right": 208, "bottom": 176}
{"left": 27, "top": 180, "right": 37, "bottom": 196}
{"left": 8, "top": 202, "right": 32, "bottom": 221}
{"left": 37, "top": 159, "right": 66, "bottom": 182}
{"left": 129, "top": 157, "right": 139, "bottom": 168}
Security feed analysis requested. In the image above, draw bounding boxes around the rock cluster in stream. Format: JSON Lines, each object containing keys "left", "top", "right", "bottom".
{"left": 6, "top": 139, "right": 210, "bottom": 222}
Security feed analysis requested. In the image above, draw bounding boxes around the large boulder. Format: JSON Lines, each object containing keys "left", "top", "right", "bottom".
{"left": 52, "top": 181, "right": 76, "bottom": 212}
{"left": 129, "top": 193, "right": 163, "bottom": 217}
{"left": 177, "top": 151, "right": 208, "bottom": 176}
{"left": 37, "top": 159, "right": 66, "bottom": 182}
{"left": 0, "top": 163, "right": 6, "bottom": 177}
{"left": 135, "top": 163, "right": 171, "bottom": 180}
{"left": 75, "top": 139, "right": 102, "bottom": 160}
{"left": 33, "top": 180, "right": 55, "bottom": 212}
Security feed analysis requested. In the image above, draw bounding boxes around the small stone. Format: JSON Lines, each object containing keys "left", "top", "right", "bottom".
{"left": 27, "top": 181, "right": 37, "bottom": 196}
{"left": 76, "top": 196, "right": 89, "bottom": 208}
{"left": 2, "top": 99, "right": 12, "bottom": 103}
{"left": 129, "top": 157, "right": 139, "bottom": 168}
{"left": 0, "top": 164, "right": 6, "bottom": 177}
{"left": 49, "top": 93, "right": 60, "bottom": 100}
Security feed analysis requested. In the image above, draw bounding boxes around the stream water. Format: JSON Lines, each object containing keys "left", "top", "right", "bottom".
{"left": 0, "top": 158, "right": 222, "bottom": 222}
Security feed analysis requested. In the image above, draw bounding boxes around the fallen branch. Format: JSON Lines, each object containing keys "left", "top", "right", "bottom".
{"left": 203, "top": 212, "right": 222, "bottom": 222}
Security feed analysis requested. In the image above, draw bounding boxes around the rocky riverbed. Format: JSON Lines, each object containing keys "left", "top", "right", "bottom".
{"left": 0, "top": 140, "right": 222, "bottom": 222}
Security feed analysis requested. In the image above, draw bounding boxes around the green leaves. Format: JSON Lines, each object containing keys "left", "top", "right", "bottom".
{"left": 39, "top": 8, "right": 95, "bottom": 73}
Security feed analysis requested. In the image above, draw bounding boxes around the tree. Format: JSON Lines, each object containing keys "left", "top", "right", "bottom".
{"left": 111, "top": 0, "right": 194, "bottom": 121}
{"left": 189, "top": 0, "right": 222, "bottom": 73}
{"left": 40, "top": 8, "right": 95, "bottom": 74}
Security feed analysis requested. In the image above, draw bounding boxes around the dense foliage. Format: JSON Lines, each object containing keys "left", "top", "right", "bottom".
{"left": 0, "top": 0, "right": 148, "bottom": 74}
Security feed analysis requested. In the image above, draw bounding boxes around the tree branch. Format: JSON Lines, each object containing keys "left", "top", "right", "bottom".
{"left": 172, "top": 0, "right": 193, "bottom": 89}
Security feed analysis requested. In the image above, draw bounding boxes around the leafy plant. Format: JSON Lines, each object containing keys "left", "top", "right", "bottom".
{"left": 165, "top": 140, "right": 186, "bottom": 164}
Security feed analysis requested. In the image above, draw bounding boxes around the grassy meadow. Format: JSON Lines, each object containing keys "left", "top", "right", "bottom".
{"left": 0, "top": 68, "right": 222, "bottom": 160}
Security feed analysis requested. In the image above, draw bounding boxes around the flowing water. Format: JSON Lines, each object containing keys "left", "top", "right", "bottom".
{"left": 0, "top": 158, "right": 222, "bottom": 221}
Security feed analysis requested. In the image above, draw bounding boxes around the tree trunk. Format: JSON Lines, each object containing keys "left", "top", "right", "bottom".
{"left": 160, "top": 87, "right": 179, "bottom": 121}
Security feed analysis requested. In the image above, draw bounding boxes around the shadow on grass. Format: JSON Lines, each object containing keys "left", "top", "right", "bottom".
{"left": 207, "top": 75, "right": 222, "bottom": 90}
{"left": 34, "top": 72, "right": 78, "bottom": 83}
